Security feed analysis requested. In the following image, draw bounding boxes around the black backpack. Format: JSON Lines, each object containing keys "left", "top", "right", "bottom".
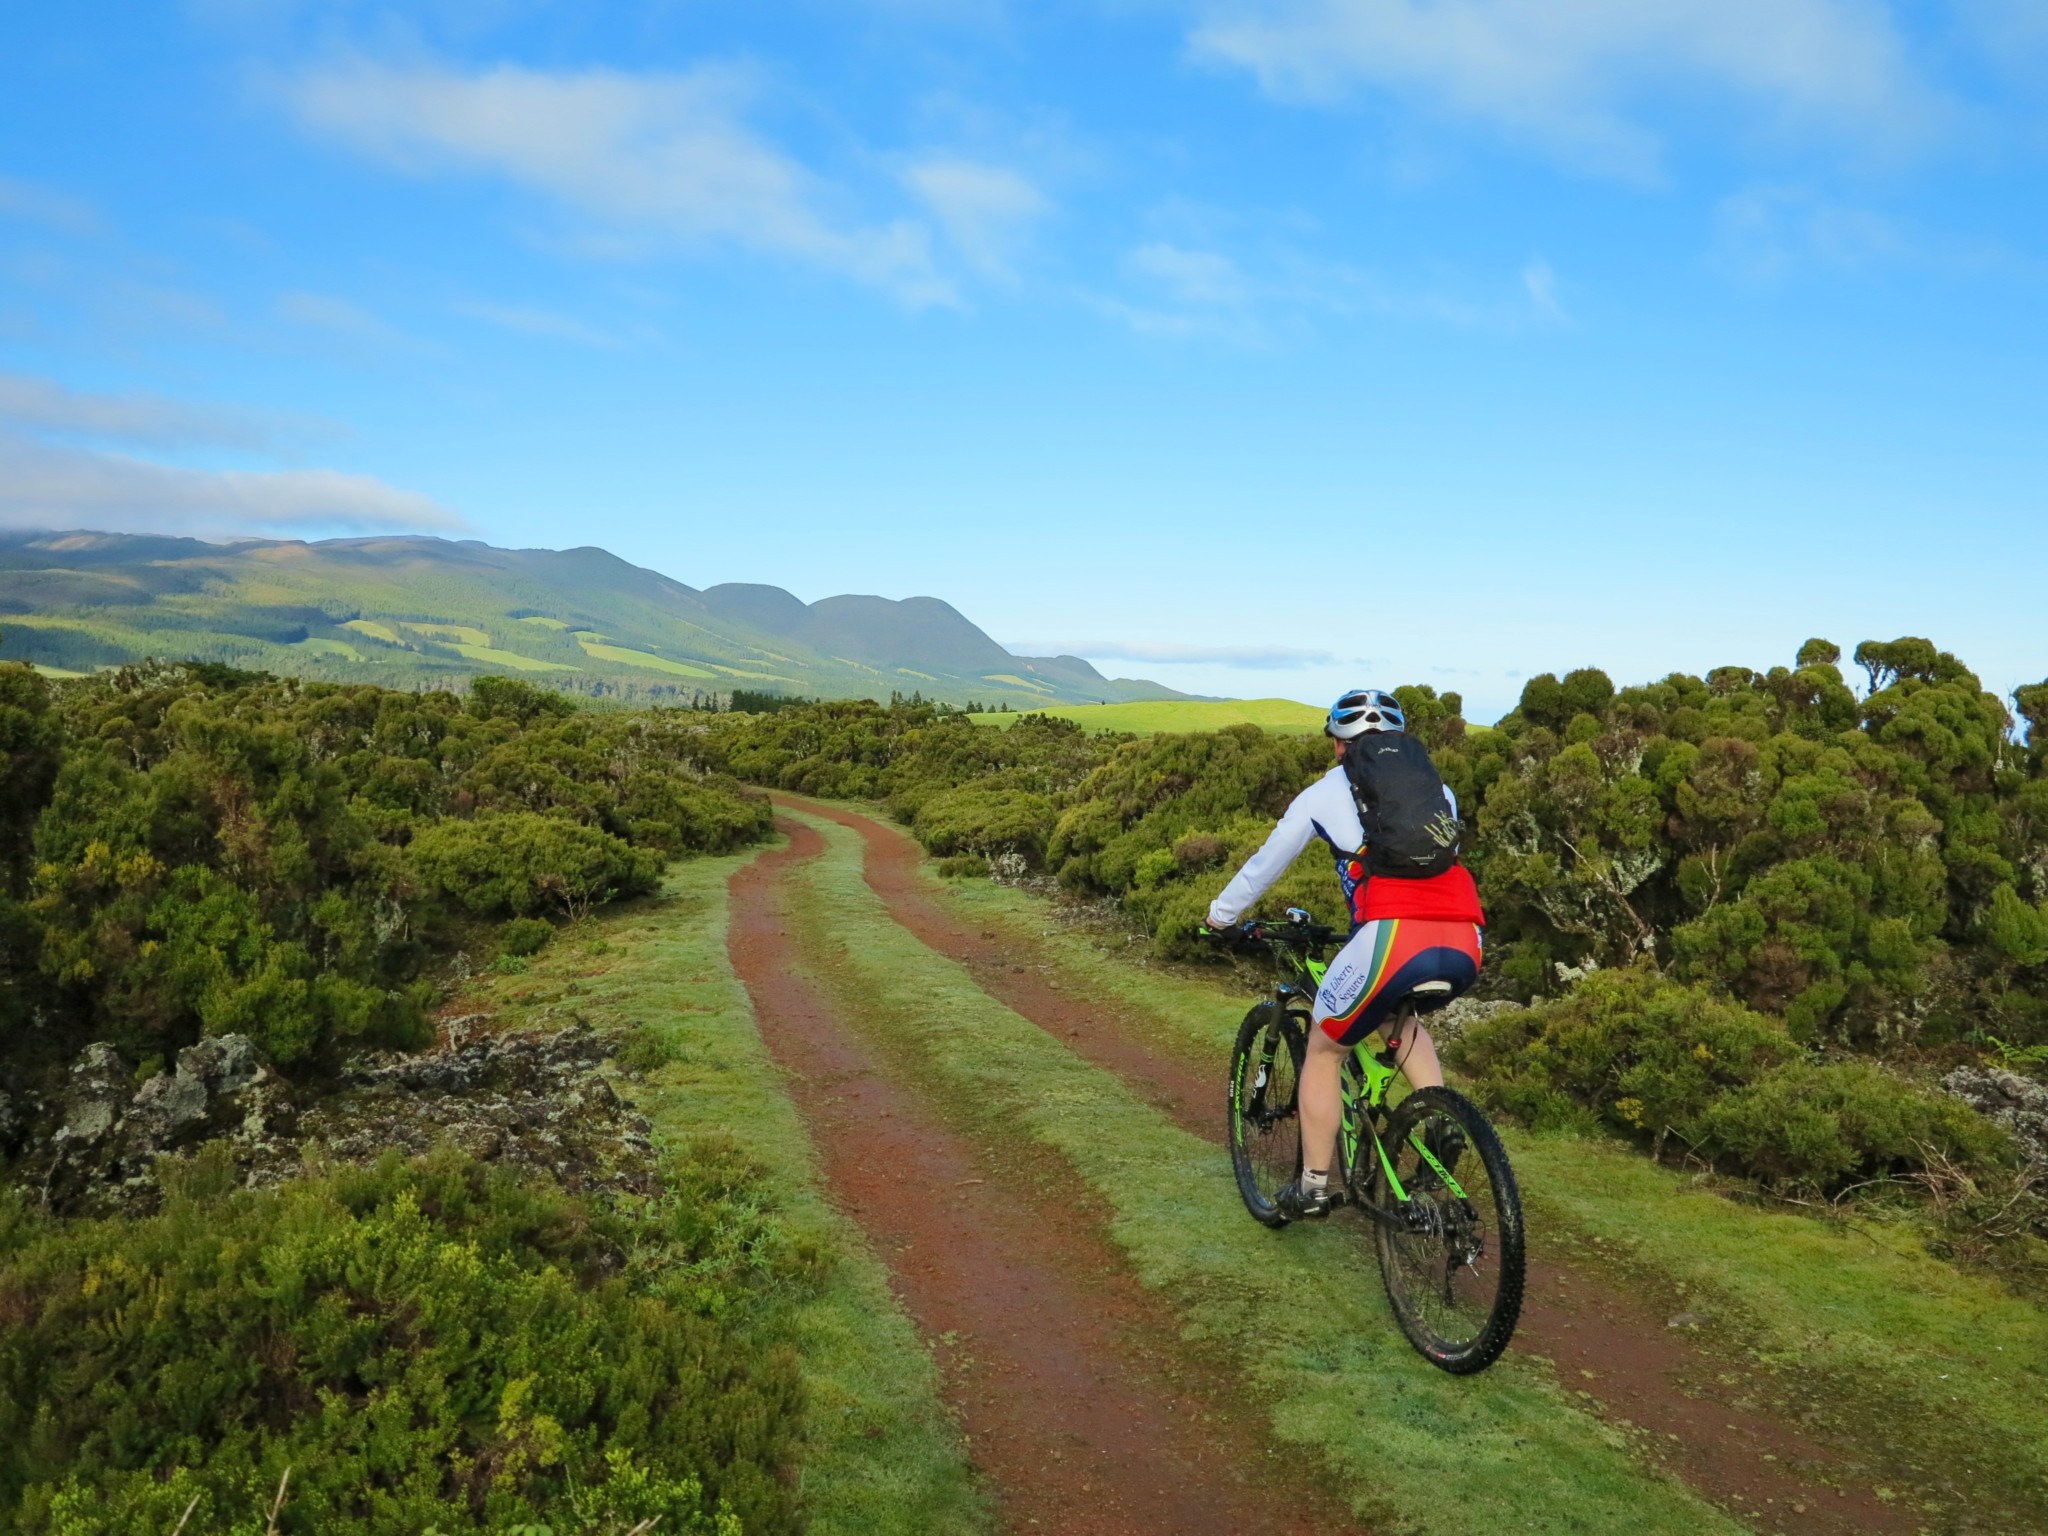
{"left": 1342, "top": 732, "right": 1463, "bottom": 879}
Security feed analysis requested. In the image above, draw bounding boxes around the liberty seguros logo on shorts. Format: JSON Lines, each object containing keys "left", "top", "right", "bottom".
{"left": 1321, "top": 959, "right": 1365, "bottom": 1009}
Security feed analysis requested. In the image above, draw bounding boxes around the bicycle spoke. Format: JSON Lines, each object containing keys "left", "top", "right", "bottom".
{"left": 1228, "top": 1006, "right": 1304, "bottom": 1228}
{"left": 1372, "top": 1087, "right": 1525, "bottom": 1374}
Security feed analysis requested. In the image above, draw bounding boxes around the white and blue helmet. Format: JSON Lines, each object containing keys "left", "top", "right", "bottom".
{"left": 1326, "top": 688, "right": 1405, "bottom": 739}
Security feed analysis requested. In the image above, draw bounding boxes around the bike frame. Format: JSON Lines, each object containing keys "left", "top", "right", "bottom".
{"left": 1255, "top": 923, "right": 1468, "bottom": 1227}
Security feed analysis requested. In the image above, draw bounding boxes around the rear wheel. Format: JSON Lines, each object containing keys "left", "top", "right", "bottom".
{"left": 1370, "top": 1086, "right": 1524, "bottom": 1374}
{"left": 1227, "top": 1004, "right": 1306, "bottom": 1227}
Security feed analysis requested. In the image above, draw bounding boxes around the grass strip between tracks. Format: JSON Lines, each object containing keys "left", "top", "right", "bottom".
{"left": 935, "top": 871, "right": 2048, "bottom": 1530}
{"left": 460, "top": 839, "right": 986, "bottom": 1536}
{"left": 780, "top": 807, "right": 1738, "bottom": 1536}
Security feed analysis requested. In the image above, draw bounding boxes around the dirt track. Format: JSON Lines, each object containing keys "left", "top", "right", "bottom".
{"left": 781, "top": 794, "right": 1922, "bottom": 1536}
{"left": 728, "top": 817, "right": 1358, "bottom": 1536}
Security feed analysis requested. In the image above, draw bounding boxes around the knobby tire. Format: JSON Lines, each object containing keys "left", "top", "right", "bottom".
{"left": 1368, "top": 1085, "right": 1524, "bottom": 1375}
{"left": 1227, "top": 1003, "right": 1306, "bottom": 1229}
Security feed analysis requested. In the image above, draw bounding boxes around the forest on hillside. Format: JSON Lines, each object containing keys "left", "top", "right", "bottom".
{"left": 2, "top": 637, "right": 2046, "bottom": 1531}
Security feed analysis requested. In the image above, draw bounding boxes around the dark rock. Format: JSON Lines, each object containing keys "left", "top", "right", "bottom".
{"left": 18, "top": 1025, "right": 647, "bottom": 1214}
{"left": 241, "top": 1025, "right": 650, "bottom": 1199}
{"left": 56, "top": 1043, "right": 131, "bottom": 1146}
{"left": 178, "top": 1033, "right": 262, "bottom": 1095}
{"left": 1942, "top": 1065, "right": 2048, "bottom": 1169}
{"left": 127, "top": 1067, "right": 210, "bottom": 1145}
{"left": 1430, "top": 997, "right": 1525, "bottom": 1045}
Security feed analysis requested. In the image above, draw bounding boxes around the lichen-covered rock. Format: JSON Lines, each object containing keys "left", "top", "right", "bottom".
{"left": 178, "top": 1033, "right": 263, "bottom": 1095}
{"left": 239, "top": 1025, "right": 654, "bottom": 1199}
{"left": 55, "top": 1043, "right": 131, "bottom": 1146}
{"left": 1428, "top": 997, "right": 1526, "bottom": 1045}
{"left": 14, "top": 1025, "right": 650, "bottom": 1214}
{"left": 1942, "top": 1065, "right": 2048, "bottom": 1169}
{"left": 126, "top": 1068, "right": 209, "bottom": 1145}
{"left": 26, "top": 1034, "right": 293, "bottom": 1214}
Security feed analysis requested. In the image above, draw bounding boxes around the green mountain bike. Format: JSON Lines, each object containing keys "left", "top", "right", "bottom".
{"left": 1218, "top": 912, "right": 1525, "bottom": 1375}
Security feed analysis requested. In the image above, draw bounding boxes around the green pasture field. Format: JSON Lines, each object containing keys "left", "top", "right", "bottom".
{"left": 928, "top": 868, "right": 2048, "bottom": 1532}
{"left": 969, "top": 696, "right": 1327, "bottom": 736}
{"left": 453, "top": 845, "right": 984, "bottom": 1536}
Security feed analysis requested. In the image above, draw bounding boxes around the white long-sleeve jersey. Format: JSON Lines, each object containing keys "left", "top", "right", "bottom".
{"left": 1206, "top": 765, "right": 1459, "bottom": 929}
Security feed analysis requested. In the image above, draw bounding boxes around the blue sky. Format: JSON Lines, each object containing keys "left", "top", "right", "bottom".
{"left": 2, "top": 1, "right": 2044, "bottom": 721}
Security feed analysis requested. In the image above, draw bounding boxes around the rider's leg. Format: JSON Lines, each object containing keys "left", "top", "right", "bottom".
{"left": 1389, "top": 1020, "right": 1444, "bottom": 1090}
{"left": 1298, "top": 1027, "right": 1350, "bottom": 1176}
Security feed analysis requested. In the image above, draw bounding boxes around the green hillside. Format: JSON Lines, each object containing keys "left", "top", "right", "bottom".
{"left": 969, "top": 696, "right": 1328, "bottom": 735}
{"left": 0, "top": 531, "right": 1201, "bottom": 709}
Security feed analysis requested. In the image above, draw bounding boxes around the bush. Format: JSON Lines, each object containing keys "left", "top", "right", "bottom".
{"left": 501, "top": 916, "right": 555, "bottom": 957}
{"left": 1449, "top": 967, "right": 2016, "bottom": 1192}
{"left": 410, "top": 814, "right": 661, "bottom": 920}
{"left": 0, "top": 1147, "right": 803, "bottom": 1535}
{"left": 8, "top": 666, "right": 773, "bottom": 1081}
{"left": 935, "top": 853, "right": 988, "bottom": 878}
{"left": 1694, "top": 1059, "right": 2012, "bottom": 1192}
{"left": 1449, "top": 967, "right": 1794, "bottom": 1147}
{"left": 913, "top": 781, "right": 1056, "bottom": 865}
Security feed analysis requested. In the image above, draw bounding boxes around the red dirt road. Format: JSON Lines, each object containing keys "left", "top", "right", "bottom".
{"left": 728, "top": 817, "right": 1358, "bottom": 1536}
{"left": 783, "top": 794, "right": 1922, "bottom": 1536}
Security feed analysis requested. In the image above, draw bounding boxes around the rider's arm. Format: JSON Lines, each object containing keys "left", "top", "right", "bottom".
{"left": 1206, "top": 788, "right": 1320, "bottom": 928}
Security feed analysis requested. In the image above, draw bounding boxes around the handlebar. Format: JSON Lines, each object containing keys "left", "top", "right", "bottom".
{"left": 1199, "top": 916, "right": 1343, "bottom": 949}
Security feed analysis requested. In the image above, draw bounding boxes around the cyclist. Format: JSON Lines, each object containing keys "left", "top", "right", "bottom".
{"left": 1205, "top": 688, "right": 1485, "bottom": 1219}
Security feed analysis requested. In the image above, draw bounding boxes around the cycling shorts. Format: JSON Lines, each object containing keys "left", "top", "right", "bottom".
{"left": 1312, "top": 918, "right": 1483, "bottom": 1048}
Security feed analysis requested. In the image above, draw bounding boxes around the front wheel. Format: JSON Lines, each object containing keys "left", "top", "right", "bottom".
{"left": 1370, "top": 1086, "right": 1525, "bottom": 1374}
{"left": 1227, "top": 1004, "right": 1306, "bottom": 1228}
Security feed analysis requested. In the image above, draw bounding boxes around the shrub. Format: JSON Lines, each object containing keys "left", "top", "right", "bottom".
{"left": 1448, "top": 967, "right": 1794, "bottom": 1148}
{"left": 1450, "top": 967, "right": 2016, "bottom": 1193}
{"left": 410, "top": 814, "right": 661, "bottom": 920}
{"left": 912, "top": 782, "right": 1055, "bottom": 865}
{"left": 935, "top": 853, "right": 988, "bottom": 878}
{"left": 501, "top": 916, "right": 554, "bottom": 957}
{"left": 612, "top": 1026, "right": 678, "bottom": 1076}
{"left": 0, "top": 1147, "right": 803, "bottom": 1535}
{"left": 1694, "top": 1059, "right": 2012, "bottom": 1192}
{"left": 9, "top": 666, "right": 772, "bottom": 1081}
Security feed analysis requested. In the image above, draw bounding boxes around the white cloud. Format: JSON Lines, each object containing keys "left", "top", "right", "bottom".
{"left": 1109, "top": 235, "right": 1556, "bottom": 339}
{"left": 285, "top": 58, "right": 952, "bottom": 304}
{"left": 454, "top": 300, "right": 621, "bottom": 346}
{"left": 1189, "top": 0, "right": 1929, "bottom": 179}
{"left": 1957, "top": 0, "right": 2048, "bottom": 58}
{"left": 0, "top": 430, "right": 465, "bottom": 536}
{"left": 904, "top": 159, "right": 1050, "bottom": 281}
{"left": 1009, "top": 638, "right": 1337, "bottom": 669}
{"left": 0, "top": 174, "right": 103, "bottom": 236}
{"left": 1520, "top": 256, "right": 1564, "bottom": 318}
{"left": 1710, "top": 185, "right": 1905, "bottom": 280}
{"left": 276, "top": 288, "right": 413, "bottom": 340}
{"left": 1126, "top": 242, "right": 1257, "bottom": 308}
{"left": 0, "top": 372, "right": 332, "bottom": 450}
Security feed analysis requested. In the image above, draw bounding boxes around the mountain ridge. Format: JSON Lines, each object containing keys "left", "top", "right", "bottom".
{"left": 0, "top": 529, "right": 1205, "bottom": 708}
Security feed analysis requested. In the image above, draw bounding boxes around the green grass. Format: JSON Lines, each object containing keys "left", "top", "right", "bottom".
{"left": 930, "top": 872, "right": 2048, "bottom": 1532}
{"left": 289, "top": 636, "right": 364, "bottom": 660}
{"left": 576, "top": 639, "right": 720, "bottom": 678}
{"left": 457, "top": 845, "right": 985, "bottom": 1536}
{"left": 969, "top": 696, "right": 1327, "bottom": 736}
{"left": 779, "top": 807, "right": 1737, "bottom": 1536}
{"left": 400, "top": 621, "right": 492, "bottom": 646}
{"left": 448, "top": 642, "right": 578, "bottom": 672}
